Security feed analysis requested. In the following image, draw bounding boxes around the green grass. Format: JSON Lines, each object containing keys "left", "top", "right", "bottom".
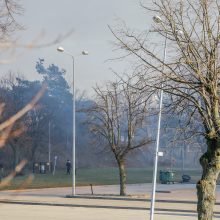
{"left": 0, "top": 167, "right": 203, "bottom": 190}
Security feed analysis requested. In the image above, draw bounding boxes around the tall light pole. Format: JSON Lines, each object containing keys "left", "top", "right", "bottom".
{"left": 48, "top": 120, "right": 51, "bottom": 172}
{"left": 150, "top": 15, "right": 167, "bottom": 220}
{"left": 57, "top": 46, "right": 88, "bottom": 196}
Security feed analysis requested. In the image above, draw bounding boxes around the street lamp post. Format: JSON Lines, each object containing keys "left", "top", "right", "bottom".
{"left": 150, "top": 15, "right": 167, "bottom": 220}
{"left": 48, "top": 120, "right": 51, "bottom": 172}
{"left": 57, "top": 46, "right": 88, "bottom": 196}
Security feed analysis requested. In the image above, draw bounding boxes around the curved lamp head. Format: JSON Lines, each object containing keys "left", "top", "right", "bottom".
{"left": 176, "top": 30, "right": 184, "bottom": 36}
{"left": 57, "top": 46, "right": 64, "bottom": 52}
{"left": 153, "top": 15, "right": 162, "bottom": 23}
{"left": 57, "top": 47, "right": 89, "bottom": 56}
{"left": 82, "top": 50, "right": 89, "bottom": 55}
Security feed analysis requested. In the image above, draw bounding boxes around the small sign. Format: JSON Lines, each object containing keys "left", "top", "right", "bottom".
{"left": 158, "top": 151, "right": 164, "bottom": 157}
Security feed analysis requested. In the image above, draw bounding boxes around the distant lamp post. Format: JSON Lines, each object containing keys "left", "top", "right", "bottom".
{"left": 57, "top": 46, "right": 88, "bottom": 196}
{"left": 53, "top": 155, "right": 58, "bottom": 176}
{"left": 150, "top": 15, "right": 167, "bottom": 220}
{"left": 48, "top": 121, "right": 51, "bottom": 172}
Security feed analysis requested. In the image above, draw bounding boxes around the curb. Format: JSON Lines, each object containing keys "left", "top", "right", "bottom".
{"left": 66, "top": 195, "right": 220, "bottom": 205}
{"left": 0, "top": 199, "right": 220, "bottom": 215}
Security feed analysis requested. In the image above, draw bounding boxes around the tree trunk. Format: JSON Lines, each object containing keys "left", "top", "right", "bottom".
{"left": 117, "top": 158, "right": 126, "bottom": 196}
{"left": 197, "top": 139, "right": 220, "bottom": 220}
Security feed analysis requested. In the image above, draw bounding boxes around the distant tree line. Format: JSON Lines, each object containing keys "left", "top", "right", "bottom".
{"left": 0, "top": 59, "right": 74, "bottom": 169}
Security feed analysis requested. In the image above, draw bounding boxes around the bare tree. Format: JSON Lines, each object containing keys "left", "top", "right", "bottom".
{"left": 0, "top": 0, "right": 23, "bottom": 38}
{"left": 86, "top": 80, "right": 152, "bottom": 195}
{"left": 110, "top": 0, "right": 220, "bottom": 219}
{"left": 0, "top": 0, "right": 66, "bottom": 188}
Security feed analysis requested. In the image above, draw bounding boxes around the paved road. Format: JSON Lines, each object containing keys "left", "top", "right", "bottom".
{"left": 1, "top": 183, "right": 220, "bottom": 201}
{"left": 0, "top": 184, "right": 220, "bottom": 220}
{"left": 0, "top": 203, "right": 201, "bottom": 220}
{"left": 0, "top": 183, "right": 200, "bottom": 197}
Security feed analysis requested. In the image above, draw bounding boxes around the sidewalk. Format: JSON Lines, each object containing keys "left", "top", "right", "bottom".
{"left": 0, "top": 204, "right": 201, "bottom": 220}
{"left": 0, "top": 184, "right": 220, "bottom": 220}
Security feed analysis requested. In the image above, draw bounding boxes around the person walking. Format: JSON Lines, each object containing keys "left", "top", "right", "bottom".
{"left": 66, "top": 160, "right": 71, "bottom": 175}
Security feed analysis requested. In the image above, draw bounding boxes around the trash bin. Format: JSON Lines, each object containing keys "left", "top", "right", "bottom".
{"left": 159, "top": 170, "right": 175, "bottom": 184}
{"left": 46, "top": 162, "right": 52, "bottom": 172}
{"left": 182, "top": 174, "right": 191, "bottom": 183}
{"left": 33, "top": 162, "right": 39, "bottom": 173}
{"left": 39, "top": 162, "right": 46, "bottom": 174}
{"left": 33, "top": 162, "right": 52, "bottom": 174}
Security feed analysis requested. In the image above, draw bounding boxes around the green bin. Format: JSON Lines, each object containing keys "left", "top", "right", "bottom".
{"left": 159, "top": 170, "right": 175, "bottom": 184}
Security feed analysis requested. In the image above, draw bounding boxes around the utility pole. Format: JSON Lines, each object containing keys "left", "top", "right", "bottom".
{"left": 48, "top": 121, "right": 51, "bottom": 172}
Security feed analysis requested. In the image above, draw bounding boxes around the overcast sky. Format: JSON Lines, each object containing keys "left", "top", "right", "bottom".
{"left": 1, "top": 0, "right": 153, "bottom": 96}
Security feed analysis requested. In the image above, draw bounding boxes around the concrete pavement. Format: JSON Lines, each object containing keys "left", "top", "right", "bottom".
{"left": 0, "top": 203, "right": 201, "bottom": 220}
{"left": 0, "top": 183, "right": 220, "bottom": 219}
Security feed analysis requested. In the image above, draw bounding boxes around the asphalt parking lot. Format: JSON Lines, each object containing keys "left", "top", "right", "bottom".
{"left": 0, "top": 183, "right": 220, "bottom": 220}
